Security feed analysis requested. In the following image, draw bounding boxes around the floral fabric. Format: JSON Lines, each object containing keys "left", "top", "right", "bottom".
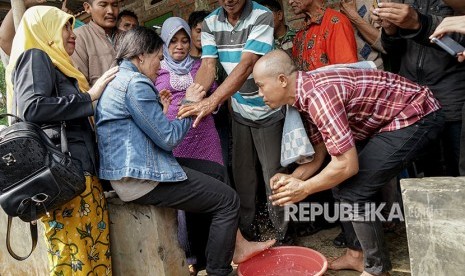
{"left": 41, "top": 175, "right": 111, "bottom": 276}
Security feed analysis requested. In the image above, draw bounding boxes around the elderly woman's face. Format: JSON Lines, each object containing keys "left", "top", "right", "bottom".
{"left": 168, "top": 29, "right": 190, "bottom": 61}
{"left": 62, "top": 21, "right": 76, "bottom": 56}
{"left": 140, "top": 48, "right": 164, "bottom": 82}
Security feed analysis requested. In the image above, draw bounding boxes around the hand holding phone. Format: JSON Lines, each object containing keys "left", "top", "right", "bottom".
{"left": 431, "top": 35, "right": 465, "bottom": 57}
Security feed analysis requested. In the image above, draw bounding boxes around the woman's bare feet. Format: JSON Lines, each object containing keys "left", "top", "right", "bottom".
{"left": 232, "top": 231, "right": 276, "bottom": 264}
{"left": 329, "top": 248, "right": 364, "bottom": 272}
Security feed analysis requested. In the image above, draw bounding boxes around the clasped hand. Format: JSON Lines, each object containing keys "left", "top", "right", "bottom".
{"left": 372, "top": 2, "right": 420, "bottom": 35}
{"left": 269, "top": 173, "right": 310, "bottom": 207}
{"left": 185, "top": 83, "right": 206, "bottom": 102}
{"left": 177, "top": 83, "right": 217, "bottom": 128}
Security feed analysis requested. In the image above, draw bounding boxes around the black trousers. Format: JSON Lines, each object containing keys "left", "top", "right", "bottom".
{"left": 333, "top": 111, "right": 444, "bottom": 274}
{"left": 132, "top": 166, "right": 239, "bottom": 276}
{"left": 177, "top": 157, "right": 229, "bottom": 270}
{"left": 232, "top": 119, "right": 288, "bottom": 240}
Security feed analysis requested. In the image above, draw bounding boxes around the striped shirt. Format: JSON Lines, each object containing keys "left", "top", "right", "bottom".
{"left": 293, "top": 69, "right": 441, "bottom": 156}
{"left": 202, "top": 0, "right": 280, "bottom": 124}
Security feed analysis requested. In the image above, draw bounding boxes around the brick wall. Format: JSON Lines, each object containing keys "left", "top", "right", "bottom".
{"left": 121, "top": 0, "right": 220, "bottom": 25}
{"left": 77, "top": 0, "right": 342, "bottom": 31}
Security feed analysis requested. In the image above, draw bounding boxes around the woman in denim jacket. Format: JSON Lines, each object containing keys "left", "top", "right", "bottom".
{"left": 95, "top": 27, "right": 271, "bottom": 276}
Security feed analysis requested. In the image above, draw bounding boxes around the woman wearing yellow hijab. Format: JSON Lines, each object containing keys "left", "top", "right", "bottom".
{"left": 6, "top": 6, "right": 117, "bottom": 275}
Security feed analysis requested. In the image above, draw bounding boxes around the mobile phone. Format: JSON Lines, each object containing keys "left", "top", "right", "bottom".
{"left": 431, "top": 35, "right": 465, "bottom": 56}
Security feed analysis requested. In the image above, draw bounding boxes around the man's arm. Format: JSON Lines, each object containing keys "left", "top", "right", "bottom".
{"left": 209, "top": 51, "right": 260, "bottom": 106}
{"left": 270, "top": 146, "right": 359, "bottom": 206}
{"left": 341, "top": 0, "right": 385, "bottom": 53}
{"left": 178, "top": 52, "right": 260, "bottom": 127}
{"left": 0, "top": 10, "right": 14, "bottom": 56}
{"left": 194, "top": 57, "right": 217, "bottom": 93}
{"left": 290, "top": 142, "right": 327, "bottom": 180}
{"left": 270, "top": 142, "right": 327, "bottom": 190}
{"left": 0, "top": 0, "right": 47, "bottom": 56}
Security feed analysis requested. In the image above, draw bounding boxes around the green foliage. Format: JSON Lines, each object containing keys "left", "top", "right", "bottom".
{"left": 0, "top": 62, "right": 6, "bottom": 125}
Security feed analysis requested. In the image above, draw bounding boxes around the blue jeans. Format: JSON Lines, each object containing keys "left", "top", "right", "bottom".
{"left": 333, "top": 111, "right": 444, "bottom": 274}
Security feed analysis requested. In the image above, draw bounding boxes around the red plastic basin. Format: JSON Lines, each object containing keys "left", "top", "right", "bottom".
{"left": 237, "top": 246, "right": 327, "bottom": 276}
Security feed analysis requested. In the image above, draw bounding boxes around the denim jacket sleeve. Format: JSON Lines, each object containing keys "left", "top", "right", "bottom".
{"left": 125, "top": 77, "right": 192, "bottom": 152}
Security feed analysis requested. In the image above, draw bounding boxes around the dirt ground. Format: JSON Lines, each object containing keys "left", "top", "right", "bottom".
{"left": 197, "top": 188, "right": 411, "bottom": 276}
{"left": 199, "top": 221, "right": 411, "bottom": 276}
{"left": 295, "top": 224, "right": 411, "bottom": 276}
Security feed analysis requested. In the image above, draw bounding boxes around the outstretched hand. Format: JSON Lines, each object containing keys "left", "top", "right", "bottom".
{"left": 430, "top": 15, "right": 465, "bottom": 62}
{"left": 430, "top": 16, "right": 465, "bottom": 38}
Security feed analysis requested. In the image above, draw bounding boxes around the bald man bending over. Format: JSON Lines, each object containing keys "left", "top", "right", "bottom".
{"left": 253, "top": 50, "right": 444, "bottom": 276}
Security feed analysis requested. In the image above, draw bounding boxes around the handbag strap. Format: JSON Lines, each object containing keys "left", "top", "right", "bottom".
{"left": 0, "top": 113, "right": 23, "bottom": 123}
{"left": 60, "top": 121, "right": 69, "bottom": 155}
{"left": 51, "top": 72, "right": 70, "bottom": 156}
{"left": 6, "top": 216, "right": 38, "bottom": 261}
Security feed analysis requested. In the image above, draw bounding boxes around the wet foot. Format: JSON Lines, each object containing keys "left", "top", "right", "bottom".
{"left": 329, "top": 249, "right": 364, "bottom": 272}
{"left": 232, "top": 239, "right": 276, "bottom": 264}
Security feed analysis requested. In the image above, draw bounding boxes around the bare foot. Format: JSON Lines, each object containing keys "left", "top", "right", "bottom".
{"left": 329, "top": 249, "right": 364, "bottom": 272}
{"left": 232, "top": 238, "right": 276, "bottom": 264}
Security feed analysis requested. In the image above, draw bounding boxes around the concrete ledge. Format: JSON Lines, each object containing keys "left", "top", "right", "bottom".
{"left": 401, "top": 177, "right": 465, "bottom": 276}
{"left": 0, "top": 198, "right": 187, "bottom": 276}
{"left": 108, "top": 198, "right": 188, "bottom": 276}
{"left": 0, "top": 216, "right": 48, "bottom": 275}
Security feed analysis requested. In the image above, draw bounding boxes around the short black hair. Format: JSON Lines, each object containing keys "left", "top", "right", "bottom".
{"left": 115, "top": 26, "right": 163, "bottom": 64}
{"left": 188, "top": 10, "right": 210, "bottom": 28}
{"left": 256, "top": 0, "right": 282, "bottom": 12}
{"left": 117, "top": 10, "right": 139, "bottom": 24}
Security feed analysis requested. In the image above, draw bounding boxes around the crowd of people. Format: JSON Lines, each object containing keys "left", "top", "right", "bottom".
{"left": 1, "top": 0, "right": 464, "bottom": 276}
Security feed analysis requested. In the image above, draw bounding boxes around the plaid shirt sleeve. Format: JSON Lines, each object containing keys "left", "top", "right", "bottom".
{"left": 305, "top": 84, "right": 356, "bottom": 156}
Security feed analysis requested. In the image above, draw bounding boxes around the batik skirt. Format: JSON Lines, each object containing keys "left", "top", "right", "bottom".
{"left": 41, "top": 175, "right": 112, "bottom": 275}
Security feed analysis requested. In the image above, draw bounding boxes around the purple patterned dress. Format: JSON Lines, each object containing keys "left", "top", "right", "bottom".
{"left": 155, "top": 59, "right": 223, "bottom": 165}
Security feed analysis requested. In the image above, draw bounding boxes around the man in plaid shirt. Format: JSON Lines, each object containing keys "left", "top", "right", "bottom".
{"left": 253, "top": 50, "right": 444, "bottom": 276}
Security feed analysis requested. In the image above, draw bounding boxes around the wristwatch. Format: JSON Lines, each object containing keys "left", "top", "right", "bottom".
{"left": 180, "top": 98, "right": 195, "bottom": 105}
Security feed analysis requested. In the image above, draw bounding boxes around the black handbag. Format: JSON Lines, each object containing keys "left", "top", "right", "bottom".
{"left": 0, "top": 113, "right": 86, "bottom": 260}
